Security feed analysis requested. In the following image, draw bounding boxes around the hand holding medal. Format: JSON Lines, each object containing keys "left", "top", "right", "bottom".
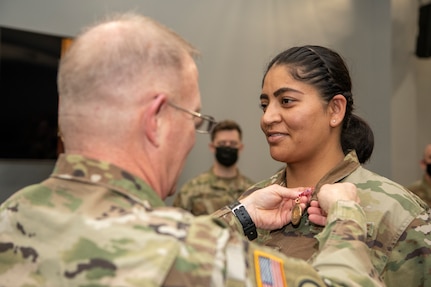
{"left": 291, "top": 187, "right": 314, "bottom": 225}
{"left": 238, "top": 184, "right": 316, "bottom": 230}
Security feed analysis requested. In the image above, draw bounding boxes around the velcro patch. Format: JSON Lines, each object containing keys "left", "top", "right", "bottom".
{"left": 254, "top": 250, "right": 287, "bottom": 287}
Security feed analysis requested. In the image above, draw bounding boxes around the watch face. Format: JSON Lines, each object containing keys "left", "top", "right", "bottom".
{"left": 291, "top": 203, "right": 302, "bottom": 225}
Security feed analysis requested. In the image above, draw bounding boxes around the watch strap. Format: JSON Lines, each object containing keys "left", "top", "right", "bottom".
{"left": 228, "top": 201, "right": 257, "bottom": 240}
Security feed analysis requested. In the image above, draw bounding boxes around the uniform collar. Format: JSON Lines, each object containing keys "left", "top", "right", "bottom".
{"left": 51, "top": 154, "right": 166, "bottom": 207}
{"left": 274, "top": 150, "right": 360, "bottom": 200}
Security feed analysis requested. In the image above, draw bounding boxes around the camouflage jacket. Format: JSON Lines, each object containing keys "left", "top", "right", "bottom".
{"left": 172, "top": 168, "right": 254, "bottom": 215}
{"left": 407, "top": 176, "right": 431, "bottom": 206}
{"left": 0, "top": 154, "right": 383, "bottom": 287}
{"left": 240, "top": 150, "right": 431, "bottom": 287}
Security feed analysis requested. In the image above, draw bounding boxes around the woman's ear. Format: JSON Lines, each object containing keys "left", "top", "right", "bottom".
{"left": 144, "top": 94, "right": 167, "bottom": 147}
{"left": 329, "top": 94, "right": 347, "bottom": 127}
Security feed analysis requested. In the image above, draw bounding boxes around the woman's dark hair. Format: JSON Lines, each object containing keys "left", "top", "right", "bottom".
{"left": 262, "top": 45, "right": 373, "bottom": 163}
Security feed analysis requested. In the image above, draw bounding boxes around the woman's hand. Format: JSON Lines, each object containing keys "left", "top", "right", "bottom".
{"left": 308, "top": 200, "right": 327, "bottom": 226}
{"left": 308, "top": 182, "right": 360, "bottom": 226}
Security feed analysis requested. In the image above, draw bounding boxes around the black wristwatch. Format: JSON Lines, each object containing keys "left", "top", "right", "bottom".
{"left": 228, "top": 201, "right": 257, "bottom": 240}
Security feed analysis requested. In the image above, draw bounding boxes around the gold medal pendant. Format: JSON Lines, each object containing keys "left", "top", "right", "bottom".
{"left": 291, "top": 198, "right": 302, "bottom": 225}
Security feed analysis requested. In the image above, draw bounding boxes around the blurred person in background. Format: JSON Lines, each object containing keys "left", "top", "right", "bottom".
{"left": 407, "top": 143, "right": 431, "bottom": 206}
{"left": 173, "top": 120, "right": 254, "bottom": 215}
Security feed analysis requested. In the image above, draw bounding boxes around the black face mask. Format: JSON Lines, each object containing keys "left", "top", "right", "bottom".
{"left": 427, "top": 164, "right": 431, "bottom": 177}
{"left": 215, "top": 146, "right": 238, "bottom": 167}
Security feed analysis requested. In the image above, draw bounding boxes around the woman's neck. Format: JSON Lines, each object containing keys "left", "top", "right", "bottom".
{"left": 285, "top": 152, "right": 345, "bottom": 188}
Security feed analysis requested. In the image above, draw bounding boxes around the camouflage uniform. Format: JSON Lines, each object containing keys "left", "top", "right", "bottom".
{"left": 0, "top": 154, "right": 383, "bottom": 286}
{"left": 239, "top": 150, "right": 431, "bottom": 287}
{"left": 173, "top": 168, "right": 254, "bottom": 215}
{"left": 407, "top": 176, "right": 431, "bottom": 206}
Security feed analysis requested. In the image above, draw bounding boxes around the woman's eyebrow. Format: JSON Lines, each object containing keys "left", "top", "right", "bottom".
{"left": 259, "top": 94, "right": 268, "bottom": 100}
{"left": 273, "top": 87, "right": 303, "bottom": 98}
{"left": 260, "top": 87, "right": 303, "bottom": 100}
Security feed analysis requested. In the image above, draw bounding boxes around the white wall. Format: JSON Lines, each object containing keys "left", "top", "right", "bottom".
{"left": 0, "top": 0, "right": 428, "bottom": 204}
{"left": 391, "top": 0, "right": 431, "bottom": 185}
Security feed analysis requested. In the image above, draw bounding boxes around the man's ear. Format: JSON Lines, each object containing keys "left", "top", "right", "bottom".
{"left": 329, "top": 94, "right": 347, "bottom": 127}
{"left": 209, "top": 142, "right": 216, "bottom": 153}
{"left": 420, "top": 159, "right": 427, "bottom": 171}
{"left": 144, "top": 94, "right": 167, "bottom": 147}
{"left": 238, "top": 143, "right": 244, "bottom": 152}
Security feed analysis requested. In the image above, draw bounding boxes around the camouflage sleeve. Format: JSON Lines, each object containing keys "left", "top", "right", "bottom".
{"left": 172, "top": 183, "right": 191, "bottom": 210}
{"left": 311, "top": 200, "right": 384, "bottom": 286}
{"left": 171, "top": 188, "right": 184, "bottom": 208}
{"left": 166, "top": 215, "right": 330, "bottom": 287}
{"left": 211, "top": 206, "right": 245, "bottom": 237}
{"left": 214, "top": 202, "right": 384, "bottom": 286}
{"left": 1, "top": 197, "right": 383, "bottom": 286}
{"left": 383, "top": 208, "right": 431, "bottom": 287}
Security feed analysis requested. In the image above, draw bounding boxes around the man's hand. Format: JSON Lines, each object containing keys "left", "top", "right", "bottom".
{"left": 308, "top": 182, "right": 359, "bottom": 226}
{"left": 239, "top": 184, "right": 312, "bottom": 230}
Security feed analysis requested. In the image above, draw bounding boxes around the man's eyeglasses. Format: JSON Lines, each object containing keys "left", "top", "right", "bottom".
{"left": 168, "top": 102, "right": 217, "bottom": 134}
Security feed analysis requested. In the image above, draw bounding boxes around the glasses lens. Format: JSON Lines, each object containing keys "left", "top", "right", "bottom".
{"left": 215, "top": 140, "right": 239, "bottom": 147}
{"left": 168, "top": 102, "right": 216, "bottom": 133}
{"left": 207, "top": 119, "right": 216, "bottom": 133}
{"left": 195, "top": 117, "right": 205, "bottom": 132}
{"left": 196, "top": 116, "right": 216, "bottom": 133}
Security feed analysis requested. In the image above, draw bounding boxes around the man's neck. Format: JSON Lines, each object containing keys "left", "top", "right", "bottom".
{"left": 213, "top": 163, "right": 238, "bottom": 178}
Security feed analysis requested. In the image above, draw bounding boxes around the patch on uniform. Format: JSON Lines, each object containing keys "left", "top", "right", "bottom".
{"left": 254, "top": 250, "right": 287, "bottom": 287}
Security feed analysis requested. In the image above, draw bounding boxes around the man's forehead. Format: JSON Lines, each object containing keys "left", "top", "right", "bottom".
{"left": 214, "top": 130, "right": 240, "bottom": 141}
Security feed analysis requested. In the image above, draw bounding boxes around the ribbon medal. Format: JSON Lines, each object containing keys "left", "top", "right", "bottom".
{"left": 291, "top": 187, "right": 314, "bottom": 225}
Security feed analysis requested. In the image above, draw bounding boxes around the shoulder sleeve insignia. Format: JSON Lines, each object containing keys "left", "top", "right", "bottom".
{"left": 254, "top": 250, "right": 287, "bottom": 287}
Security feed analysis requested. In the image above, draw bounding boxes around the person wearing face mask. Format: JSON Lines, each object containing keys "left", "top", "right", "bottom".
{"left": 173, "top": 120, "right": 255, "bottom": 215}
{"left": 407, "top": 143, "right": 431, "bottom": 206}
